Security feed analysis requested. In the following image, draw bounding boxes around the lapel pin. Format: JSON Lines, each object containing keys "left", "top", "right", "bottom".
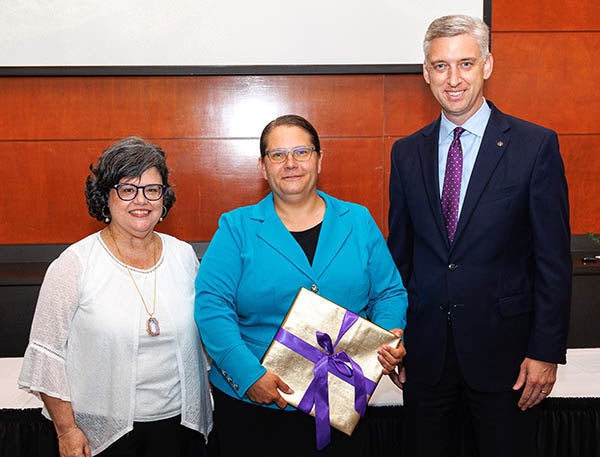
{"left": 496, "top": 140, "right": 504, "bottom": 147}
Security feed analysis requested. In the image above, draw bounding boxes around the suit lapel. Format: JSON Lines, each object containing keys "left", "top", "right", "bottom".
{"left": 418, "top": 119, "right": 451, "bottom": 248}
{"left": 452, "top": 106, "right": 511, "bottom": 247}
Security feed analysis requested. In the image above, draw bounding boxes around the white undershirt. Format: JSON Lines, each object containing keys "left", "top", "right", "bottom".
{"left": 133, "top": 271, "right": 181, "bottom": 421}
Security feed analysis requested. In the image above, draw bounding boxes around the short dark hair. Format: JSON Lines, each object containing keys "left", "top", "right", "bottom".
{"left": 85, "top": 136, "right": 175, "bottom": 223}
{"left": 259, "top": 114, "right": 321, "bottom": 158}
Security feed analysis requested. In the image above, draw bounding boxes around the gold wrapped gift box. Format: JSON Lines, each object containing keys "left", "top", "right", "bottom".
{"left": 262, "top": 287, "right": 401, "bottom": 448}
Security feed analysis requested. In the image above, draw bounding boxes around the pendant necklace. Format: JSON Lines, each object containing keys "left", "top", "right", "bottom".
{"left": 109, "top": 228, "right": 160, "bottom": 337}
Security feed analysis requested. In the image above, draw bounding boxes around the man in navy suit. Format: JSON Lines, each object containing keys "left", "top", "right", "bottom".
{"left": 387, "top": 14, "right": 571, "bottom": 457}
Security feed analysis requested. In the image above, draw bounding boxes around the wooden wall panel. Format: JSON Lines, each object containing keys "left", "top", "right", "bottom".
{"left": 1, "top": 141, "right": 105, "bottom": 242}
{"left": 0, "top": 137, "right": 385, "bottom": 244}
{"left": 383, "top": 74, "right": 439, "bottom": 137}
{"left": 317, "top": 138, "right": 386, "bottom": 225}
{"left": 560, "top": 135, "right": 600, "bottom": 234}
{"left": 159, "top": 139, "right": 267, "bottom": 242}
{"left": 0, "top": 75, "right": 384, "bottom": 141}
{"left": 485, "top": 32, "right": 598, "bottom": 134}
{"left": 1, "top": 0, "right": 599, "bottom": 244}
{"left": 493, "top": 0, "right": 599, "bottom": 31}
{"left": 165, "top": 137, "right": 387, "bottom": 242}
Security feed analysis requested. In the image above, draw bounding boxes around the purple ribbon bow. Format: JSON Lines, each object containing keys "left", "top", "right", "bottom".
{"left": 274, "top": 310, "right": 376, "bottom": 450}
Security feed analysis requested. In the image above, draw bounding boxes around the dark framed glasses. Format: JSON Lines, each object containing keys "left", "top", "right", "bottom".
{"left": 113, "top": 183, "right": 166, "bottom": 201}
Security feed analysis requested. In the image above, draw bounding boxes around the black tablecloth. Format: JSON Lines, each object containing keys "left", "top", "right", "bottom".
{"left": 0, "top": 409, "right": 59, "bottom": 457}
{"left": 2, "top": 399, "right": 599, "bottom": 457}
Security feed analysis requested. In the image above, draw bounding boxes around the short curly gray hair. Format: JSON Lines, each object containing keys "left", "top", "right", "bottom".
{"left": 84, "top": 136, "right": 175, "bottom": 223}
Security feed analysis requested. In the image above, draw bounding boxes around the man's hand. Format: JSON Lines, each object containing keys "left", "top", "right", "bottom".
{"left": 513, "top": 357, "right": 557, "bottom": 410}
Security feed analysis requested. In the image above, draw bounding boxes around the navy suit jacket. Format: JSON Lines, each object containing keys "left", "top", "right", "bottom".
{"left": 387, "top": 101, "right": 572, "bottom": 391}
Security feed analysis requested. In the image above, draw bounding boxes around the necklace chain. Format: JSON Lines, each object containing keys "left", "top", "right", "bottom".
{"left": 108, "top": 228, "right": 157, "bottom": 318}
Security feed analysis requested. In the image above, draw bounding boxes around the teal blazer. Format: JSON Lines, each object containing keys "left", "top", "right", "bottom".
{"left": 195, "top": 191, "right": 407, "bottom": 406}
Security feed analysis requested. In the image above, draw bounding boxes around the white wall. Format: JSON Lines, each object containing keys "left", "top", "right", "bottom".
{"left": 1, "top": 1, "right": 485, "bottom": 70}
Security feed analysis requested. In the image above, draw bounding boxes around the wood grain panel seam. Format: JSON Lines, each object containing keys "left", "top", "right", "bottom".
{"left": 492, "top": 30, "right": 600, "bottom": 34}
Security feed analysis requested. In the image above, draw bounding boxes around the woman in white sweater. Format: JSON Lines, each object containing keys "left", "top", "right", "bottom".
{"left": 18, "top": 136, "right": 213, "bottom": 457}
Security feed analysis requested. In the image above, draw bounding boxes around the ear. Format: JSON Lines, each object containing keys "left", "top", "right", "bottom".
{"left": 483, "top": 53, "right": 494, "bottom": 80}
{"left": 317, "top": 151, "right": 323, "bottom": 174}
{"left": 423, "top": 62, "right": 431, "bottom": 84}
{"left": 258, "top": 156, "right": 268, "bottom": 180}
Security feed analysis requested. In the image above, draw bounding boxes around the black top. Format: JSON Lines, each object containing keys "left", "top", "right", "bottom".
{"left": 290, "top": 222, "right": 322, "bottom": 266}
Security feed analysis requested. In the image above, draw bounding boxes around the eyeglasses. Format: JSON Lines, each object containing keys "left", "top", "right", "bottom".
{"left": 113, "top": 183, "right": 166, "bottom": 201}
{"left": 265, "top": 146, "right": 316, "bottom": 163}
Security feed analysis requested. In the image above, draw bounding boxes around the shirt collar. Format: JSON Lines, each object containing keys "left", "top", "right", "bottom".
{"left": 440, "top": 98, "right": 492, "bottom": 139}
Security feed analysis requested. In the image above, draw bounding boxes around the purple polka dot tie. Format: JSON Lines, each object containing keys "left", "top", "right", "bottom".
{"left": 441, "top": 127, "right": 465, "bottom": 244}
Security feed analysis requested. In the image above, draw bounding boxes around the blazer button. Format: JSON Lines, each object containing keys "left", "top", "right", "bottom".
{"left": 221, "top": 370, "right": 228, "bottom": 377}
{"left": 311, "top": 284, "right": 319, "bottom": 293}
{"left": 227, "top": 377, "right": 233, "bottom": 384}
{"left": 233, "top": 384, "right": 239, "bottom": 391}
{"left": 448, "top": 263, "right": 458, "bottom": 271}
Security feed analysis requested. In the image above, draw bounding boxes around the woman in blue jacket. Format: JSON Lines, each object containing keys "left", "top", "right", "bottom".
{"left": 195, "top": 114, "right": 408, "bottom": 456}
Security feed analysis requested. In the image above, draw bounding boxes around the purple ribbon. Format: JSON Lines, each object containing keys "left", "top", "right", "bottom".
{"left": 274, "top": 310, "right": 376, "bottom": 450}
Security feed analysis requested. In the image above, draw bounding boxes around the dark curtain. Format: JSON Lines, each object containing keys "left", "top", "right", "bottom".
{"left": 537, "top": 398, "right": 600, "bottom": 457}
{"left": 2, "top": 400, "right": 599, "bottom": 457}
{"left": 361, "top": 399, "right": 600, "bottom": 457}
{"left": 0, "top": 409, "right": 58, "bottom": 457}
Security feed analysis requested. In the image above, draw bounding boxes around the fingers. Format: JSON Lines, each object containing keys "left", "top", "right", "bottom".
{"left": 273, "top": 377, "right": 294, "bottom": 408}
{"left": 512, "top": 367, "right": 527, "bottom": 392}
{"left": 388, "top": 370, "right": 402, "bottom": 388}
{"left": 517, "top": 377, "right": 554, "bottom": 410}
{"left": 246, "top": 371, "right": 293, "bottom": 409}
{"left": 514, "top": 358, "right": 557, "bottom": 410}
{"left": 273, "top": 395, "right": 288, "bottom": 409}
{"left": 57, "top": 428, "right": 89, "bottom": 457}
{"left": 378, "top": 341, "right": 406, "bottom": 374}
{"left": 388, "top": 364, "right": 406, "bottom": 389}
{"left": 377, "top": 349, "right": 397, "bottom": 374}
{"left": 389, "top": 328, "right": 403, "bottom": 339}
{"left": 517, "top": 384, "right": 553, "bottom": 410}
{"left": 277, "top": 378, "right": 293, "bottom": 395}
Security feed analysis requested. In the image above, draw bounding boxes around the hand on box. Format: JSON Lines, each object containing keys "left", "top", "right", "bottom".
{"left": 247, "top": 370, "right": 294, "bottom": 409}
{"left": 378, "top": 328, "right": 406, "bottom": 387}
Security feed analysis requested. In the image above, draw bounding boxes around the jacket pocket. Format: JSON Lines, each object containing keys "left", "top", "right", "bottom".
{"left": 498, "top": 293, "right": 533, "bottom": 317}
{"left": 479, "top": 183, "right": 526, "bottom": 205}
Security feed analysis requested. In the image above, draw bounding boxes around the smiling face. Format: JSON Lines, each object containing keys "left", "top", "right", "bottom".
{"left": 107, "top": 167, "right": 164, "bottom": 239}
{"left": 423, "top": 33, "right": 493, "bottom": 125}
{"left": 259, "top": 125, "right": 322, "bottom": 204}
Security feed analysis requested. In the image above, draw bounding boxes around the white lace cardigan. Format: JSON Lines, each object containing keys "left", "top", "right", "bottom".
{"left": 18, "top": 231, "right": 213, "bottom": 455}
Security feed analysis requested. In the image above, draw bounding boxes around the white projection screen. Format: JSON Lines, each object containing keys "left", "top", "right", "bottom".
{"left": 0, "top": 0, "right": 490, "bottom": 75}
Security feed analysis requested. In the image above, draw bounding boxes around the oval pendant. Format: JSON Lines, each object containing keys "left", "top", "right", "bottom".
{"left": 146, "top": 317, "right": 160, "bottom": 336}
